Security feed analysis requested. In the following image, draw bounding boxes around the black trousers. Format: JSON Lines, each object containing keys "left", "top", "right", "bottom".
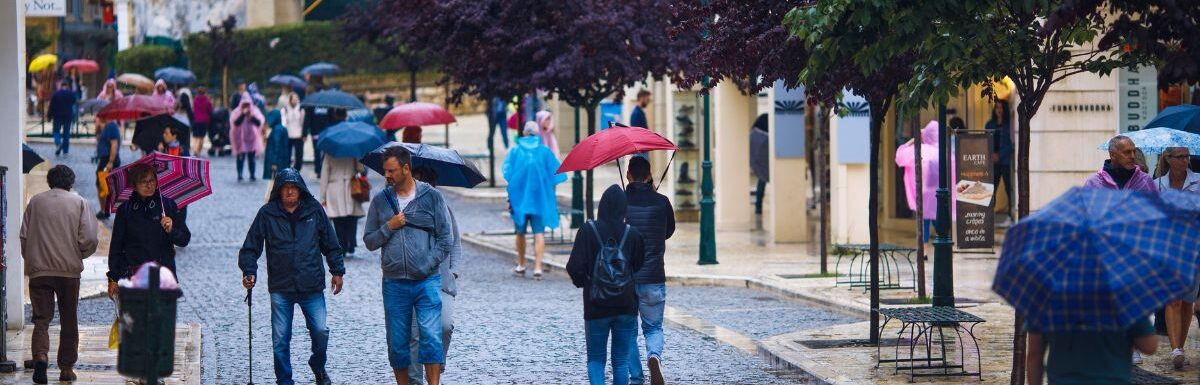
{"left": 331, "top": 216, "right": 359, "bottom": 255}
{"left": 994, "top": 163, "right": 1013, "bottom": 216}
{"left": 290, "top": 138, "right": 305, "bottom": 171}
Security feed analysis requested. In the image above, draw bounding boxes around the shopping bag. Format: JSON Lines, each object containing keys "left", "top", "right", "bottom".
{"left": 107, "top": 313, "right": 119, "bottom": 350}
{"left": 97, "top": 170, "right": 110, "bottom": 201}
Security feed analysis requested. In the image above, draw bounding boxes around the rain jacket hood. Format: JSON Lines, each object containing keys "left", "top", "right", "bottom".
{"left": 267, "top": 168, "right": 317, "bottom": 207}
{"left": 596, "top": 184, "right": 628, "bottom": 238}
{"left": 152, "top": 79, "right": 176, "bottom": 107}
{"left": 101, "top": 78, "right": 123, "bottom": 101}
{"left": 504, "top": 136, "right": 568, "bottom": 229}
{"left": 896, "top": 120, "right": 955, "bottom": 219}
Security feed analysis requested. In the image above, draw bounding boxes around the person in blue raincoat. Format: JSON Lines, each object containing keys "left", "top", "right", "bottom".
{"left": 503, "top": 122, "right": 567, "bottom": 280}
{"left": 263, "top": 109, "right": 292, "bottom": 180}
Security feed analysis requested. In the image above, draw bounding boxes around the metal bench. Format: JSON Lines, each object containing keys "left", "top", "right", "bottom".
{"left": 876, "top": 306, "right": 985, "bottom": 382}
{"left": 833, "top": 243, "right": 917, "bottom": 291}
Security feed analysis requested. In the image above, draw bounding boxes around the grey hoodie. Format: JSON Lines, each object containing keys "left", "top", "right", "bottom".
{"left": 364, "top": 181, "right": 454, "bottom": 281}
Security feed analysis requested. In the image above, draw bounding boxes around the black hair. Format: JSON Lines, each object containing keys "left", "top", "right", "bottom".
{"left": 628, "top": 156, "right": 651, "bottom": 183}
{"left": 949, "top": 117, "right": 966, "bottom": 131}
{"left": 382, "top": 146, "right": 412, "bottom": 169}
{"left": 46, "top": 165, "right": 75, "bottom": 190}
{"left": 126, "top": 163, "right": 158, "bottom": 188}
{"left": 991, "top": 100, "right": 1011, "bottom": 125}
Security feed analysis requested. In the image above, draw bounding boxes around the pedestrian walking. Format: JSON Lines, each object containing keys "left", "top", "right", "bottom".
{"left": 106, "top": 162, "right": 191, "bottom": 298}
{"left": 896, "top": 121, "right": 951, "bottom": 243}
{"left": 750, "top": 113, "right": 769, "bottom": 214}
{"left": 375, "top": 95, "right": 397, "bottom": 142}
{"left": 1027, "top": 318, "right": 1157, "bottom": 384}
{"left": 536, "top": 110, "right": 560, "bottom": 157}
{"left": 192, "top": 87, "right": 214, "bottom": 156}
{"left": 407, "top": 166, "right": 460, "bottom": 385}
{"left": 363, "top": 146, "right": 454, "bottom": 385}
{"left": 319, "top": 155, "right": 366, "bottom": 255}
{"left": 503, "top": 122, "right": 567, "bottom": 280}
{"left": 151, "top": 79, "right": 176, "bottom": 113}
{"left": 47, "top": 80, "right": 76, "bottom": 156}
{"left": 1153, "top": 146, "right": 1200, "bottom": 369}
{"left": 987, "top": 101, "right": 1015, "bottom": 225}
{"left": 159, "top": 125, "right": 184, "bottom": 156}
{"left": 98, "top": 78, "right": 123, "bottom": 102}
{"left": 623, "top": 157, "right": 674, "bottom": 385}
{"left": 230, "top": 98, "right": 266, "bottom": 181}
{"left": 230, "top": 81, "right": 248, "bottom": 109}
{"left": 277, "top": 84, "right": 293, "bottom": 110}
{"left": 95, "top": 116, "right": 122, "bottom": 220}
{"left": 567, "top": 185, "right": 646, "bottom": 385}
{"left": 630, "top": 90, "right": 650, "bottom": 129}
{"left": 263, "top": 109, "right": 292, "bottom": 180}
{"left": 488, "top": 97, "right": 510, "bottom": 149}
{"left": 20, "top": 165, "right": 98, "bottom": 384}
{"left": 305, "top": 106, "right": 334, "bottom": 178}
{"left": 239, "top": 168, "right": 345, "bottom": 385}
{"left": 282, "top": 94, "right": 307, "bottom": 171}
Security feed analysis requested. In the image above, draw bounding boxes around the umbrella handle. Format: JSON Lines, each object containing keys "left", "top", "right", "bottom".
{"left": 655, "top": 150, "right": 678, "bottom": 192}
{"left": 618, "top": 157, "right": 626, "bottom": 189}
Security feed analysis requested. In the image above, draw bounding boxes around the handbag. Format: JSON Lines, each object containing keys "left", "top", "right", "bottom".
{"left": 350, "top": 175, "right": 371, "bottom": 202}
{"left": 97, "top": 170, "right": 109, "bottom": 201}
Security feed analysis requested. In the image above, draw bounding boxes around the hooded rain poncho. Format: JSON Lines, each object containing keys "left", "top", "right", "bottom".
{"left": 504, "top": 136, "right": 568, "bottom": 230}
{"left": 229, "top": 97, "right": 265, "bottom": 155}
{"left": 895, "top": 120, "right": 955, "bottom": 220}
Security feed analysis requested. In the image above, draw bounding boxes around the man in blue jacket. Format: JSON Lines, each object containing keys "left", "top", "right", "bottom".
{"left": 623, "top": 156, "right": 675, "bottom": 385}
{"left": 364, "top": 146, "right": 454, "bottom": 385}
{"left": 47, "top": 80, "right": 77, "bottom": 156}
{"left": 239, "top": 168, "right": 345, "bottom": 385}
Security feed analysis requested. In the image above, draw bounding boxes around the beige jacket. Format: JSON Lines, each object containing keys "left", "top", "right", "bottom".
{"left": 319, "top": 156, "right": 366, "bottom": 218}
{"left": 20, "top": 189, "right": 98, "bottom": 279}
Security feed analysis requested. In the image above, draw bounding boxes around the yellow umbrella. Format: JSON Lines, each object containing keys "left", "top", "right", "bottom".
{"left": 28, "top": 54, "right": 57, "bottom": 73}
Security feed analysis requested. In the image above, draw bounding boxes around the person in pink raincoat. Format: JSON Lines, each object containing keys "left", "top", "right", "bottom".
{"left": 230, "top": 97, "right": 266, "bottom": 181}
{"left": 535, "top": 110, "right": 560, "bottom": 156}
{"left": 98, "top": 78, "right": 123, "bottom": 102}
{"left": 151, "top": 79, "right": 176, "bottom": 113}
{"left": 895, "top": 120, "right": 955, "bottom": 242}
{"left": 1084, "top": 135, "right": 1157, "bottom": 192}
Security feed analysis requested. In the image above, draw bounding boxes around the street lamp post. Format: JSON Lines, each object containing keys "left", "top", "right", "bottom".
{"left": 698, "top": 83, "right": 717, "bottom": 265}
{"left": 572, "top": 106, "right": 584, "bottom": 228}
{"left": 932, "top": 103, "right": 955, "bottom": 307}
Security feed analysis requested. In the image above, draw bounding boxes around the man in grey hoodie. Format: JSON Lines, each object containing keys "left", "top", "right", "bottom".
{"left": 364, "top": 146, "right": 454, "bottom": 385}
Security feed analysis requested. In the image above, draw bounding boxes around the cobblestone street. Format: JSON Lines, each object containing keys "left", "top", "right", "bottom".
{"left": 27, "top": 142, "right": 840, "bottom": 384}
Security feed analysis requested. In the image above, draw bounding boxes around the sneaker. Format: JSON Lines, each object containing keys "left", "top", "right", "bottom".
{"left": 1173, "top": 348, "right": 1186, "bottom": 369}
{"left": 96, "top": 212, "right": 110, "bottom": 220}
{"left": 512, "top": 265, "right": 526, "bottom": 276}
{"left": 648, "top": 356, "right": 664, "bottom": 385}
{"left": 32, "top": 361, "right": 47, "bottom": 384}
{"left": 1133, "top": 351, "right": 1144, "bottom": 365}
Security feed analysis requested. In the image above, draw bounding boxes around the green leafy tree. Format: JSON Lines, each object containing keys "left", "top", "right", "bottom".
{"left": 25, "top": 26, "right": 53, "bottom": 62}
{"left": 115, "top": 45, "right": 178, "bottom": 77}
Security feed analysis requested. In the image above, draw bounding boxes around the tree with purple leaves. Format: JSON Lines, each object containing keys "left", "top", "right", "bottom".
{"left": 340, "top": 0, "right": 435, "bottom": 103}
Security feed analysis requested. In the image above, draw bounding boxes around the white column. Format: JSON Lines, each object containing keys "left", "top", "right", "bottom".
{"left": 2, "top": 0, "right": 27, "bottom": 329}
{"left": 712, "top": 82, "right": 753, "bottom": 230}
{"left": 829, "top": 114, "right": 870, "bottom": 244}
{"left": 116, "top": 0, "right": 131, "bottom": 51}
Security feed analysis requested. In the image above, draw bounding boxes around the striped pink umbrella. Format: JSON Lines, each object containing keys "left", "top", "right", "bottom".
{"left": 105, "top": 152, "right": 212, "bottom": 213}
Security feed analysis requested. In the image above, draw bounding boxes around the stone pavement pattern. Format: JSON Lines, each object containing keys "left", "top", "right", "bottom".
{"left": 19, "top": 143, "right": 819, "bottom": 384}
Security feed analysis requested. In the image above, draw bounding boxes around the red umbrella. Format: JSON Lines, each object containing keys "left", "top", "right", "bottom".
{"left": 105, "top": 152, "right": 212, "bottom": 213}
{"left": 557, "top": 126, "right": 677, "bottom": 174}
{"left": 96, "top": 95, "right": 172, "bottom": 121}
{"left": 62, "top": 59, "right": 99, "bottom": 73}
{"left": 379, "top": 102, "right": 457, "bottom": 130}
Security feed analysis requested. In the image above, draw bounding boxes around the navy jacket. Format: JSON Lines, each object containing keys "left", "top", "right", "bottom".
{"left": 624, "top": 182, "right": 674, "bottom": 284}
{"left": 47, "top": 89, "right": 76, "bottom": 122}
{"left": 108, "top": 194, "right": 190, "bottom": 281}
{"left": 239, "top": 169, "right": 346, "bottom": 293}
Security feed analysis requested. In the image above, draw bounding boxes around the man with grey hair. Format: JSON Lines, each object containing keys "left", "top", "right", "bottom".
{"left": 1084, "top": 135, "right": 1157, "bottom": 191}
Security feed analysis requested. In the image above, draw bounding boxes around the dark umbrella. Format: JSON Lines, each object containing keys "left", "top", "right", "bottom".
{"left": 316, "top": 121, "right": 386, "bottom": 158}
{"left": 361, "top": 142, "right": 487, "bottom": 188}
{"left": 1146, "top": 105, "right": 1200, "bottom": 134}
{"left": 133, "top": 115, "right": 190, "bottom": 154}
{"left": 300, "top": 62, "right": 341, "bottom": 77}
{"left": 268, "top": 74, "right": 306, "bottom": 89}
{"left": 301, "top": 90, "right": 366, "bottom": 110}
{"left": 22, "top": 143, "right": 43, "bottom": 174}
{"left": 154, "top": 67, "right": 197, "bottom": 86}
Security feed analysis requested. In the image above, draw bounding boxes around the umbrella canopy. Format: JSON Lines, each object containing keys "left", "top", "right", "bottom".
{"left": 557, "top": 126, "right": 677, "bottom": 173}
{"left": 62, "top": 59, "right": 99, "bottom": 73}
{"left": 315, "top": 121, "right": 386, "bottom": 158}
{"left": 78, "top": 98, "right": 111, "bottom": 115}
{"left": 300, "top": 62, "right": 341, "bottom": 76}
{"left": 116, "top": 73, "right": 154, "bottom": 90}
{"left": 154, "top": 67, "right": 196, "bottom": 86}
{"left": 993, "top": 187, "right": 1200, "bottom": 332}
{"left": 269, "top": 74, "right": 307, "bottom": 89}
{"left": 1145, "top": 105, "right": 1200, "bottom": 135}
{"left": 379, "top": 102, "right": 457, "bottom": 130}
{"left": 133, "top": 115, "right": 190, "bottom": 153}
{"left": 28, "top": 54, "right": 57, "bottom": 72}
{"left": 302, "top": 90, "right": 366, "bottom": 110}
{"left": 22, "top": 143, "right": 44, "bottom": 174}
{"left": 105, "top": 152, "right": 212, "bottom": 213}
{"left": 361, "top": 142, "right": 487, "bottom": 188}
{"left": 1097, "top": 127, "right": 1200, "bottom": 154}
{"left": 96, "top": 95, "right": 172, "bottom": 121}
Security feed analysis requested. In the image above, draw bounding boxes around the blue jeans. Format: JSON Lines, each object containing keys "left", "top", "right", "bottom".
{"left": 270, "top": 291, "right": 329, "bottom": 385}
{"left": 629, "top": 284, "right": 666, "bottom": 384}
{"left": 52, "top": 118, "right": 72, "bottom": 154}
{"left": 383, "top": 275, "right": 444, "bottom": 369}
{"left": 408, "top": 291, "right": 454, "bottom": 384}
{"left": 586, "top": 315, "right": 637, "bottom": 385}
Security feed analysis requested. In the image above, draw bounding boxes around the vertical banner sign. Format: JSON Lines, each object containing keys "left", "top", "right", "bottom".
{"left": 955, "top": 132, "right": 994, "bottom": 249}
{"left": 1118, "top": 65, "right": 1158, "bottom": 133}
{"left": 836, "top": 91, "right": 870, "bottom": 164}
{"left": 772, "top": 80, "right": 805, "bottom": 158}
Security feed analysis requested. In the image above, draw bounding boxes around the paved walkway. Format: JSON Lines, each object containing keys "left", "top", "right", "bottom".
{"left": 0, "top": 324, "right": 201, "bottom": 384}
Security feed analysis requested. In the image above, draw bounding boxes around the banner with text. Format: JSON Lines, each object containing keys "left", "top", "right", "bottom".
{"left": 955, "top": 132, "right": 995, "bottom": 249}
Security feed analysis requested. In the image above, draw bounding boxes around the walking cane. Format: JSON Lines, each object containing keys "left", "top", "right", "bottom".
{"left": 246, "top": 287, "right": 254, "bottom": 385}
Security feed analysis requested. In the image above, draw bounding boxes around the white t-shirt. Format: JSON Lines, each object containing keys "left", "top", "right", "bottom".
{"left": 394, "top": 188, "right": 416, "bottom": 212}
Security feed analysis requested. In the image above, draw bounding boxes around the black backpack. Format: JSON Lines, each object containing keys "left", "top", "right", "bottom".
{"left": 587, "top": 221, "right": 634, "bottom": 305}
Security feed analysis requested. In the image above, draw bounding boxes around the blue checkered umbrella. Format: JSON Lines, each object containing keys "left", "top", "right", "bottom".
{"left": 1096, "top": 127, "right": 1200, "bottom": 154}
{"left": 994, "top": 187, "right": 1200, "bottom": 332}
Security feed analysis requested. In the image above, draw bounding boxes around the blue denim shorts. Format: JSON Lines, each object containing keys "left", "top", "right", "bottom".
{"left": 514, "top": 214, "right": 544, "bottom": 235}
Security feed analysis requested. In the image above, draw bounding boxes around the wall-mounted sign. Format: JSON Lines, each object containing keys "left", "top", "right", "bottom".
{"left": 1118, "top": 65, "right": 1158, "bottom": 133}
{"left": 836, "top": 91, "right": 870, "bottom": 164}
{"left": 955, "top": 132, "right": 995, "bottom": 249}
{"left": 25, "top": 0, "right": 67, "bottom": 17}
{"left": 773, "top": 80, "right": 805, "bottom": 158}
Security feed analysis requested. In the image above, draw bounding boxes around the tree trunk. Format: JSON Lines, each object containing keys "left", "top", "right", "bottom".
{"left": 585, "top": 105, "right": 597, "bottom": 219}
{"left": 914, "top": 116, "right": 927, "bottom": 299}
{"left": 819, "top": 108, "right": 831, "bottom": 275}
{"left": 1010, "top": 104, "right": 1032, "bottom": 385}
{"left": 868, "top": 101, "right": 885, "bottom": 344}
{"left": 222, "top": 65, "right": 229, "bottom": 108}
{"left": 409, "top": 68, "right": 418, "bottom": 103}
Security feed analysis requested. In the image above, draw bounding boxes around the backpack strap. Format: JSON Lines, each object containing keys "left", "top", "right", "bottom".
{"left": 382, "top": 186, "right": 401, "bottom": 215}
{"left": 587, "top": 220, "right": 604, "bottom": 245}
{"left": 617, "top": 224, "right": 630, "bottom": 249}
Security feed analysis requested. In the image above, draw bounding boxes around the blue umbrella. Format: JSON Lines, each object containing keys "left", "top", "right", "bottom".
{"left": 994, "top": 187, "right": 1200, "bottom": 332}
{"left": 269, "top": 74, "right": 306, "bottom": 89}
{"left": 153, "top": 67, "right": 196, "bottom": 86}
{"left": 361, "top": 142, "right": 487, "bottom": 188}
{"left": 346, "top": 108, "right": 375, "bottom": 124}
{"left": 1145, "top": 105, "right": 1200, "bottom": 134}
{"left": 300, "top": 62, "right": 341, "bottom": 77}
{"left": 302, "top": 90, "right": 366, "bottom": 110}
{"left": 1096, "top": 127, "right": 1200, "bottom": 154}
{"left": 316, "top": 121, "right": 386, "bottom": 158}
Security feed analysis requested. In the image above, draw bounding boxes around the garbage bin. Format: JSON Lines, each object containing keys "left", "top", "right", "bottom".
{"left": 116, "top": 279, "right": 182, "bottom": 378}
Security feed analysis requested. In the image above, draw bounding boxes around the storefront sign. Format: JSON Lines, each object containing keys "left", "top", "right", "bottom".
{"left": 773, "top": 80, "right": 805, "bottom": 158}
{"left": 955, "top": 132, "right": 994, "bottom": 249}
{"left": 1118, "top": 65, "right": 1158, "bottom": 133}
{"left": 837, "top": 91, "right": 870, "bottom": 164}
{"left": 25, "top": 0, "right": 67, "bottom": 17}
